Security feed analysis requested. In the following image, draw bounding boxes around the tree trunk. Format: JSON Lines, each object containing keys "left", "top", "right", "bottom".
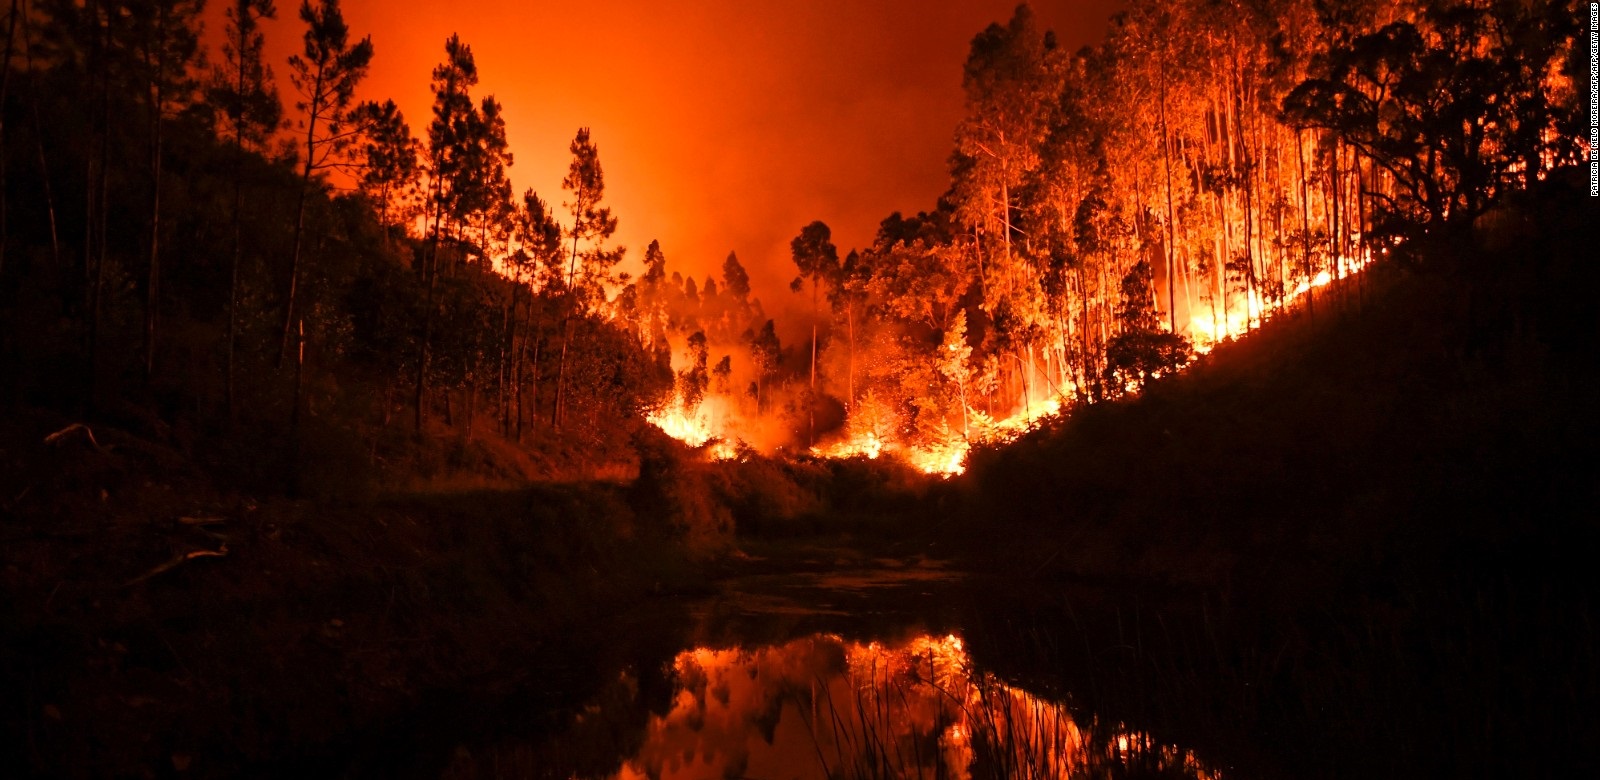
{"left": 808, "top": 276, "right": 817, "bottom": 447}
{"left": 846, "top": 302, "right": 854, "bottom": 411}
{"left": 144, "top": 24, "right": 166, "bottom": 388}
{"left": 1158, "top": 36, "right": 1178, "bottom": 335}
{"left": 225, "top": 23, "right": 249, "bottom": 420}
{"left": 279, "top": 63, "right": 326, "bottom": 369}
{"left": 416, "top": 167, "right": 447, "bottom": 432}
{"left": 17, "top": 1, "right": 61, "bottom": 270}
{"left": 1295, "top": 128, "right": 1314, "bottom": 319}
{"left": 289, "top": 316, "right": 305, "bottom": 493}
{"left": 552, "top": 316, "right": 572, "bottom": 429}
{"left": 552, "top": 197, "right": 588, "bottom": 431}
{"left": 0, "top": 0, "right": 17, "bottom": 280}
{"left": 465, "top": 373, "right": 475, "bottom": 440}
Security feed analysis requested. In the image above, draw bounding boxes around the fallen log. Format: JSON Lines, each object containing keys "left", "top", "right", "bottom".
{"left": 123, "top": 545, "right": 229, "bottom": 587}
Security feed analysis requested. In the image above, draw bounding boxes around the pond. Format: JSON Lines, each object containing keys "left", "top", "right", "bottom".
{"left": 429, "top": 559, "right": 1219, "bottom": 780}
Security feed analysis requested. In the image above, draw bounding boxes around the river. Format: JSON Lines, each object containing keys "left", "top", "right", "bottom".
{"left": 414, "top": 556, "right": 1220, "bottom": 780}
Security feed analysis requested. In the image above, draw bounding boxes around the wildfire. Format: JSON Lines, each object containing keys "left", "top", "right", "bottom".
{"left": 651, "top": 250, "right": 1375, "bottom": 477}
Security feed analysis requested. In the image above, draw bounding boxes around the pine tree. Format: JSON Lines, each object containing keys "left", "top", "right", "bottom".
{"left": 279, "top": 0, "right": 372, "bottom": 367}
{"left": 552, "top": 127, "right": 619, "bottom": 428}
{"left": 350, "top": 99, "right": 418, "bottom": 246}
{"left": 415, "top": 33, "right": 475, "bottom": 431}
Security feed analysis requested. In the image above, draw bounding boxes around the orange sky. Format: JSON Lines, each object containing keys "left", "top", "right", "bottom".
{"left": 238, "top": 1, "right": 1122, "bottom": 307}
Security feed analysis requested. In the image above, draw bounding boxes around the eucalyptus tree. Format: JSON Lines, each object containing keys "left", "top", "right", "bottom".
{"left": 950, "top": 3, "right": 1060, "bottom": 309}
{"left": 789, "top": 219, "right": 838, "bottom": 445}
{"left": 745, "top": 319, "right": 780, "bottom": 414}
{"left": 1282, "top": 0, "right": 1582, "bottom": 231}
{"left": 721, "top": 251, "right": 750, "bottom": 306}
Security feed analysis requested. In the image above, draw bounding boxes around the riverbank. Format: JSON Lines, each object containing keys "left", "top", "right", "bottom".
{"left": 0, "top": 408, "right": 947, "bottom": 777}
{"left": 0, "top": 412, "right": 709, "bottom": 777}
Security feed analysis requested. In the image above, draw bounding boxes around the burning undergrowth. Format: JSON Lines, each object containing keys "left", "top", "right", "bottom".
{"left": 631, "top": 423, "right": 937, "bottom": 553}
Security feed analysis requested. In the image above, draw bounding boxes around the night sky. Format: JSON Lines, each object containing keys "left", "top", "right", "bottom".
{"left": 224, "top": 0, "right": 1124, "bottom": 305}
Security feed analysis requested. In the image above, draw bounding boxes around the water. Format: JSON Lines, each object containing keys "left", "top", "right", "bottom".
{"left": 429, "top": 560, "right": 1218, "bottom": 780}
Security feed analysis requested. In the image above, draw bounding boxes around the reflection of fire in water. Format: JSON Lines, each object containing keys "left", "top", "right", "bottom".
{"left": 612, "top": 633, "right": 1218, "bottom": 780}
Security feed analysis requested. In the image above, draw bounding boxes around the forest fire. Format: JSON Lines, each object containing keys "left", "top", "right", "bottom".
{"left": 644, "top": 233, "right": 1375, "bottom": 476}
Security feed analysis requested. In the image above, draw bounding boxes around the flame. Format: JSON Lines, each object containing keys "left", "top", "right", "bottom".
{"left": 647, "top": 397, "right": 742, "bottom": 460}
{"left": 811, "top": 431, "right": 884, "bottom": 460}
{"left": 813, "top": 396, "right": 1063, "bottom": 478}
{"left": 1191, "top": 250, "right": 1374, "bottom": 352}
{"left": 648, "top": 405, "right": 715, "bottom": 447}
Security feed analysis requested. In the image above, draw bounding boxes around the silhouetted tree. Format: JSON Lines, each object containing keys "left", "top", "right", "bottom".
{"left": 279, "top": 0, "right": 371, "bottom": 368}
{"left": 133, "top": 0, "right": 205, "bottom": 384}
{"left": 1104, "top": 259, "right": 1190, "bottom": 393}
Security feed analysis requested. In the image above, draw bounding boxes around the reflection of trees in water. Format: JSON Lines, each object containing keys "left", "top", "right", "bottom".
{"left": 601, "top": 634, "right": 1215, "bottom": 780}
{"left": 435, "top": 633, "right": 1216, "bottom": 779}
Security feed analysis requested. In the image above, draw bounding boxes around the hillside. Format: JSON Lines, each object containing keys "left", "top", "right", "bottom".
{"left": 952, "top": 170, "right": 1598, "bottom": 776}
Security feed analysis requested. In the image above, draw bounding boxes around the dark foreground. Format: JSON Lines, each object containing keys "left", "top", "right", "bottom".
{"left": 3, "top": 179, "right": 1597, "bottom": 778}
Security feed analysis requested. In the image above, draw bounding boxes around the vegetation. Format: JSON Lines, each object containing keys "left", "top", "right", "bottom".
{"left": 1, "top": 0, "right": 675, "bottom": 496}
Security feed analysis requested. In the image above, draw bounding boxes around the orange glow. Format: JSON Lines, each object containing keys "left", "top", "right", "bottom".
{"left": 225, "top": 1, "right": 1120, "bottom": 300}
